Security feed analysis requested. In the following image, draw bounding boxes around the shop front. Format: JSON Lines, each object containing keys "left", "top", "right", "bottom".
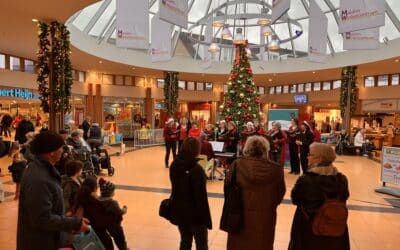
{"left": 103, "top": 96, "right": 144, "bottom": 138}
{"left": 188, "top": 102, "right": 211, "bottom": 130}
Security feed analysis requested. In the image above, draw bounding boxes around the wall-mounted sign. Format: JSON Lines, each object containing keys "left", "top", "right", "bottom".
{"left": 361, "top": 99, "right": 399, "bottom": 112}
{"left": 0, "top": 88, "right": 39, "bottom": 100}
{"left": 294, "top": 94, "right": 308, "bottom": 105}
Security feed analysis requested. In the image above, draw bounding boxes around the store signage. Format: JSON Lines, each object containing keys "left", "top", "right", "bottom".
{"left": 361, "top": 99, "right": 399, "bottom": 112}
{"left": 308, "top": 0, "right": 328, "bottom": 63}
{"left": 339, "top": 0, "right": 385, "bottom": 33}
{"left": 381, "top": 147, "right": 400, "bottom": 185}
{"left": 343, "top": 27, "right": 379, "bottom": 50}
{"left": 159, "top": 0, "right": 188, "bottom": 29}
{"left": 271, "top": 0, "right": 290, "bottom": 24}
{"left": 116, "top": 0, "right": 149, "bottom": 49}
{"left": 150, "top": 14, "right": 172, "bottom": 62}
{"left": 0, "top": 88, "right": 39, "bottom": 100}
{"left": 294, "top": 94, "right": 308, "bottom": 105}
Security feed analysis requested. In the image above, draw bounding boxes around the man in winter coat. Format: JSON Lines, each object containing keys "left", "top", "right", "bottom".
{"left": 17, "top": 131, "right": 90, "bottom": 250}
{"left": 15, "top": 115, "right": 34, "bottom": 144}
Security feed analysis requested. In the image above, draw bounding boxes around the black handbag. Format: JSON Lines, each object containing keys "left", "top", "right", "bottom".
{"left": 159, "top": 197, "right": 172, "bottom": 221}
{"left": 220, "top": 165, "right": 243, "bottom": 233}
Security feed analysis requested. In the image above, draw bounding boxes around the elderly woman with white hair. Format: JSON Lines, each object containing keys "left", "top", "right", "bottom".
{"left": 289, "top": 142, "right": 350, "bottom": 250}
{"left": 225, "top": 136, "right": 285, "bottom": 250}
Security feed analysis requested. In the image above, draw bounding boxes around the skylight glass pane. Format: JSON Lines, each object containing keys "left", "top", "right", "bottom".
{"left": 89, "top": 1, "right": 116, "bottom": 36}
{"left": 288, "top": 0, "right": 308, "bottom": 19}
{"left": 326, "top": 12, "right": 343, "bottom": 52}
{"left": 293, "top": 18, "right": 309, "bottom": 53}
{"left": 329, "top": 0, "right": 340, "bottom": 8}
{"left": 314, "top": 0, "right": 331, "bottom": 12}
{"left": 380, "top": 13, "right": 399, "bottom": 41}
{"left": 386, "top": 0, "right": 400, "bottom": 19}
{"left": 189, "top": 0, "right": 209, "bottom": 22}
{"left": 72, "top": 2, "right": 102, "bottom": 31}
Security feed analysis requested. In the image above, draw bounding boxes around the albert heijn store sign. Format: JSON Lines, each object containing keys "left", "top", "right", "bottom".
{"left": 0, "top": 88, "right": 40, "bottom": 100}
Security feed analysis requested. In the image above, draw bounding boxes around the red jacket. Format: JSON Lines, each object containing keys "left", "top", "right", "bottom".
{"left": 313, "top": 128, "right": 321, "bottom": 142}
{"left": 164, "top": 126, "right": 178, "bottom": 142}
{"left": 189, "top": 128, "right": 201, "bottom": 138}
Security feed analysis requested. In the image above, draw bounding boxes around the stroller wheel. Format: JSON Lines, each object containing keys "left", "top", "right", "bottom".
{"left": 108, "top": 167, "right": 115, "bottom": 176}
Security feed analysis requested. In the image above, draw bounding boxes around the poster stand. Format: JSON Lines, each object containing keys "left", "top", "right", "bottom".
{"left": 374, "top": 146, "right": 400, "bottom": 198}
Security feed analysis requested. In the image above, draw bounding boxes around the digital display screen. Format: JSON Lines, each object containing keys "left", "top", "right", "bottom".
{"left": 294, "top": 94, "right": 308, "bottom": 104}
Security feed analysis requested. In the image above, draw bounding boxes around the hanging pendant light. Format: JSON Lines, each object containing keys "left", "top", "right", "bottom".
{"left": 257, "top": 8, "right": 270, "bottom": 26}
{"left": 261, "top": 26, "right": 273, "bottom": 36}
{"left": 268, "top": 35, "right": 280, "bottom": 51}
{"left": 212, "top": 19, "right": 225, "bottom": 27}
{"left": 234, "top": 28, "right": 246, "bottom": 45}
{"left": 222, "top": 25, "right": 232, "bottom": 39}
{"left": 208, "top": 42, "right": 221, "bottom": 53}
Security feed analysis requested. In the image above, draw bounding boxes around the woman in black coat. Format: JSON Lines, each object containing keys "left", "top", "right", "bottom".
{"left": 289, "top": 143, "right": 350, "bottom": 250}
{"left": 296, "top": 121, "right": 314, "bottom": 174}
{"left": 169, "top": 137, "right": 212, "bottom": 250}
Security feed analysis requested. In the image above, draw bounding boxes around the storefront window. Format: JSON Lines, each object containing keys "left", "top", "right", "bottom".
{"left": 0, "top": 54, "right": 5, "bottom": 69}
{"left": 283, "top": 85, "right": 289, "bottom": 93}
{"left": 157, "top": 79, "right": 165, "bottom": 88}
{"left": 223, "top": 84, "right": 228, "bottom": 93}
{"left": 178, "top": 80, "right": 186, "bottom": 89}
{"left": 298, "top": 83, "right": 304, "bottom": 92}
{"left": 276, "top": 86, "right": 282, "bottom": 94}
{"left": 125, "top": 76, "right": 133, "bottom": 86}
{"left": 187, "top": 81, "right": 195, "bottom": 90}
{"left": 10, "top": 56, "right": 20, "bottom": 71}
{"left": 323, "top": 81, "right": 331, "bottom": 90}
{"left": 313, "top": 82, "right": 321, "bottom": 91}
{"left": 290, "top": 85, "right": 296, "bottom": 93}
{"left": 205, "top": 82, "right": 213, "bottom": 91}
{"left": 364, "top": 76, "right": 375, "bottom": 87}
{"left": 269, "top": 86, "right": 275, "bottom": 94}
{"left": 392, "top": 74, "right": 399, "bottom": 85}
{"left": 78, "top": 71, "right": 85, "bottom": 82}
{"left": 115, "top": 75, "right": 124, "bottom": 85}
{"left": 305, "top": 83, "right": 312, "bottom": 92}
{"left": 377, "top": 75, "right": 388, "bottom": 86}
{"left": 333, "top": 80, "right": 341, "bottom": 89}
{"left": 196, "top": 82, "right": 204, "bottom": 91}
{"left": 24, "top": 60, "right": 35, "bottom": 73}
{"left": 258, "top": 86, "right": 265, "bottom": 94}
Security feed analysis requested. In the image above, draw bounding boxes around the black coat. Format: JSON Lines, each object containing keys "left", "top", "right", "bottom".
{"left": 8, "top": 160, "right": 27, "bottom": 183}
{"left": 15, "top": 120, "right": 34, "bottom": 144}
{"left": 299, "top": 129, "right": 314, "bottom": 155}
{"left": 169, "top": 156, "right": 212, "bottom": 229}
{"left": 288, "top": 166, "right": 350, "bottom": 250}
{"left": 1, "top": 114, "right": 12, "bottom": 126}
{"left": 61, "top": 175, "right": 82, "bottom": 212}
{"left": 17, "top": 157, "right": 81, "bottom": 250}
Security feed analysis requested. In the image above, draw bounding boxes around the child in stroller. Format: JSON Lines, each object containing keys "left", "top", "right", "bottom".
{"left": 87, "top": 138, "right": 115, "bottom": 176}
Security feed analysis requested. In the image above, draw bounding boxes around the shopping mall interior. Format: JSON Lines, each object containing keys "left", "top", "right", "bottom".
{"left": 1, "top": 0, "right": 400, "bottom": 249}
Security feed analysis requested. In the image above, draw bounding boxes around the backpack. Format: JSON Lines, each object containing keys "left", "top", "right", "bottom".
{"left": 311, "top": 197, "right": 348, "bottom": 237}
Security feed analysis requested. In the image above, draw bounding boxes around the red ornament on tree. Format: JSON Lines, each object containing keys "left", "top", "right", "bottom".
{"left": 255, "top": 97, "right": 261, "bottom": 104}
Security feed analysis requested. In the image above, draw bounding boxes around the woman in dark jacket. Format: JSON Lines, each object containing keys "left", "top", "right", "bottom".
{"left": 169, "top": 137, "right": 212, "bottom": 250}
{"left": 296, "top": 121, "right": 314, "bottom": 174}
{"left": 289, "top": 142, "right": 350, "bottom": 250}
{"left": 288, "top": 118, "right": 300, "bottom": 174}
{"left": 225, "top": 136, "right": 285, "bottom": 250}
{"left": 73, "top": 177, "right": 119, "bottom": 250}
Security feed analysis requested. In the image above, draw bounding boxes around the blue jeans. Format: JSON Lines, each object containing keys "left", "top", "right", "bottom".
{"left": 178, "top": 225, "right": 208, "bottom": 250}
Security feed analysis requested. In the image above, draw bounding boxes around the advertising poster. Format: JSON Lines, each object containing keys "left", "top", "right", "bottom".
{"left": 339, "top": 0, "right": 385, "bottom": 33}
{"left": 343, "top": 27, "right": 379, "bottom": 50}
{"left": 268, "top": 109, "right": 298, "bottom": 130}
{"left": 151, "top": 14, "right": 173, "bottom": 62}
{"left": 159, "top": 0, "right": 188, "bottom": 29}
{"left": 308, "top": 0, "right": 328, "bottom": 63}
{"left": 116, "top": 0, "right": 149, "bottom": 49}
{"left": 271, "top": 0, "right": 290, "bottom": 24}
{"left": 381, "top": 147, "right": 400, "bottom": 185}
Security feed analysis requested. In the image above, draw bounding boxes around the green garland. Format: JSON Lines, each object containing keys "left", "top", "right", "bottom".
{"left": 37, "top": 21, "right": 73, "bottom": 113}
{"left": 164, "top": 71, "right": 179, "bottom": 117}
{"left": 340, "top": 66, "right": 358, "bottom": 118}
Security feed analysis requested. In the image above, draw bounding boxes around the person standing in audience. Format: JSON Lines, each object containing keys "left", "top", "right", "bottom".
{"left": 163, "top": 118, "right": 178, "bottom": 168}
{"left": 289, "top": 143, "right": 350, "bottom": 250}
{"left": 311, "top": 121, "right": 321, "bottom": 143}
{"left": 15, "top": 115, "right": 34, "bottom": 144}
{"left": 169, "top": 137, "right": 212, "bottom": 250}
{"left": 200, "top": 133, "right": 214, "bottom": 161}
{"left": 81, "top": 117, "right": 91, "bottom": 141}
{"left": 177, "top": 117, "right": 189, "bottom": 154}
{"left": 17, "top": 131, "right": 89, "bottom": 250}
{"left": 8, "top": 147, "right": 27, "bottom": 200}
{"left": 1, "top": 112, "right": 13, "bottom": 138}
{"left": 269, "top": 122, "right": 287, "bottom": 166}
{"left": 354, "top": 128, "right": 368, "bottom": 156}
{"left": 296, "top": 121, "right": 314, "bottom": 174}
{"left": 225, "top": 136, "right": 285, "bottom": 250}
{"left": 188, "top": 121, "right": 201, "bottom": 139}
{"left": 288, "top": 118, "right": 300, "bottom": 174}
{"left": 61, "top": 160, "right": 83, "bottom": 213}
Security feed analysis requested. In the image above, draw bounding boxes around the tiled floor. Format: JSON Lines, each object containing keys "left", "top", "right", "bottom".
{"left": 1, "top": 146, "right": 400, "bottom": 249}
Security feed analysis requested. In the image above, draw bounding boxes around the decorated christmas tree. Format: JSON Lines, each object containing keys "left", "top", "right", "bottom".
{"left": 220, "top": 42, "right": 261, "bottom": 130}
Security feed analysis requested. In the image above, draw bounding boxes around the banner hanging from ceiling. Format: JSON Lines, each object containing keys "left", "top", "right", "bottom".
{"left": 116, "top": 0, "right": 149, "bottom": 49}
{"left": 201, "top": 22, "right": 212, "bottom": 70}
{"left": 271, "top": 0, "right": 290, "bottom": 24}
{"left": 339, "top": 0, "right": 385, "bottom": 33}
{"left": 343, "top": 27, "right": 380, "bottom": 50}
{"left": 151, "top": 14, "right": 173, "bottom": 62}
{"left": 308, "top": 0, "right": 328, "bottom": 63}
{"left": 159, "top": 0, "right": 188, "bottom": 29}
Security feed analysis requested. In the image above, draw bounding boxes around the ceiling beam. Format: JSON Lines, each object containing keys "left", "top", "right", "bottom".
{"left": 83, "top": 0, "right": 112, "bottom": 34}
{"left": 385, "top": 1, "right": 400, "bottom": 32}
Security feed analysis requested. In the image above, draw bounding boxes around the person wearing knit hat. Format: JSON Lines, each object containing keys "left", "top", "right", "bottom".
{"left": 98, "top": 178, "right": 128, "bottom": 250}
{"left": 296, "top": 121, "right": 314, "bottom": 174}
{"left": 17, "top": 131, "right": 90, "bottom": 250}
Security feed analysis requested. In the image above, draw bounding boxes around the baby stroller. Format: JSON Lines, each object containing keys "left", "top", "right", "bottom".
{"left": 72, "top": 148, "right": 96, "bottom": 178}
{"left": 88, "top": 139, "right": 115, "bottom": 176}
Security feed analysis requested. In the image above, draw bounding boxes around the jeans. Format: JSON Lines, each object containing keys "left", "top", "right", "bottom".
{"left": 165, "top": 141, "right": 177, "bottom": 167}
{"left": 178, "top": 224, "right": 208, "bottom": 250}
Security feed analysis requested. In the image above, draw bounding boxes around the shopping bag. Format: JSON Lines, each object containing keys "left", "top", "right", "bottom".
{"left": 72, "top": 226, "right": 105, "bottom": 250}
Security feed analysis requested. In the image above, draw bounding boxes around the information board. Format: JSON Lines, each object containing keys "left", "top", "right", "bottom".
{"left": 381, "top": 146, "right": 400, "bottom": 185}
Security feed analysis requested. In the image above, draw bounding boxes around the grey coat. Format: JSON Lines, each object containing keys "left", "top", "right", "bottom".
{"left": 17, "top": 157, "right": 82, "bottom": 250}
